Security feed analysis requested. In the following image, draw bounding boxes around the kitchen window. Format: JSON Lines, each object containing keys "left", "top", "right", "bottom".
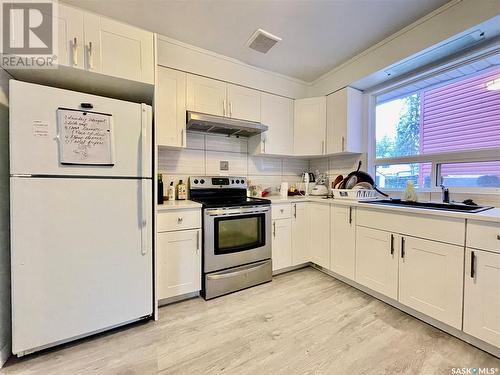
{"left": 372, "top": 52, "right": 500, "bottom": 191}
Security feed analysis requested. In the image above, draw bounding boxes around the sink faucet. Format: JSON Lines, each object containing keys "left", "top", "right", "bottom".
{"left": 441, "top": 185, "right": 450, "bottom": 203}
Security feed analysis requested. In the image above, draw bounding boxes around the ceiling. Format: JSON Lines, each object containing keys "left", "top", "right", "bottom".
{"left": 63, "top": 0, "right": 451, "bottom": 82}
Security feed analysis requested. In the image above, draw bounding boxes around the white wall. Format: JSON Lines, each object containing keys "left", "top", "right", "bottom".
{"left": 158, "top": 133, "right": 309, "bottom": 197}
{"left": 0, "top": 69, "right": 10, "bottom": 367}
{"left": 309, "top": 0, "right": 500, "bottom": 96}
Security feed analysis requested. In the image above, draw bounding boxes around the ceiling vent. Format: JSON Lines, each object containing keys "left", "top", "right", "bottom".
{"left": 385, "top": 30, "right": 485, "bottom": 77}
{"left": 247, "top": 29, "right": 282, "bottom": 54}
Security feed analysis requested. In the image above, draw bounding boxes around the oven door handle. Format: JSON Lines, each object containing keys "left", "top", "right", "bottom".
{"left": 204, "top": 206, "right": 270, "bottom": 217}
{"left": 206, "top": 261, "right": 269, "bottom": 280}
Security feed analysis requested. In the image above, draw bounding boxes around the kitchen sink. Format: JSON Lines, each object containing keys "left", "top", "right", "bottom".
{"left": 363, "top": 199, "right": 493, "bottom": 213}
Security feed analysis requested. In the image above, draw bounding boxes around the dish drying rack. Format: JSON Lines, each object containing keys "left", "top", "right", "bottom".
{"left": 331, "top": 189, "right": 377, "bottom": 201}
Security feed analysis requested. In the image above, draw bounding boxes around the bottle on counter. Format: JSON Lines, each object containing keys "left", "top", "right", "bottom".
{"left": 157, "top": 174, "right": 164, "bottom": 205}
{"left": 176, "top": 180, "right": 187, "bottom": 200}
{"left": 168, "top": 181, "right": 175, "bottom": 201}
{"left": 402, "top": 181, "right": 418, "bottom": 202}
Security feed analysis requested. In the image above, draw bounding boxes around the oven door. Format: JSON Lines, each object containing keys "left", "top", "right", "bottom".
{"left": 204, "top": 205, "right": 271, "bottom": 273}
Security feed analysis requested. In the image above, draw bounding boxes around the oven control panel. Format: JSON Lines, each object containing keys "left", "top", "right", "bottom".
{"left": 189, "top": 176, "right": 247, "bottom": 189}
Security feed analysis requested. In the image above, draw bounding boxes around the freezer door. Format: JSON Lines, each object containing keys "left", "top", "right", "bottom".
{"left": 10, "top": 177, "right": 153, "bottom": 355}
{"left": 9, "top": 80, "right": 152, "bottom": 178}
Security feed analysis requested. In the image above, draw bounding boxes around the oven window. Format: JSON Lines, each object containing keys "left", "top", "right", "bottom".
{"left": 214, "top": 214, "right": 265, "bottom": 254}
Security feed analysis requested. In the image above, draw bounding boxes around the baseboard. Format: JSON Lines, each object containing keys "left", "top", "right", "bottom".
{"left": 158, "top": 291, "right": 200, "bottom": 307}
{"left": 0, "top": 341, "right": 11, "bottom": 368}
{"left": 310, "top": 264, "right": 500, "bottom": 359}
{"left": 273, "top": 262, "right": 311, "bottom": 276}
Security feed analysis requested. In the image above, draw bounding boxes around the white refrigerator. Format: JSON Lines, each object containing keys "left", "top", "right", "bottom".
{"left": 9, "top": 80, "right": 153, "bottom": 356}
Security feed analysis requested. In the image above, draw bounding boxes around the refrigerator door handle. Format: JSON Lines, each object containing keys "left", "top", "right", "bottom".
{"left": 141, "top": 179, "right": 150, "bottom": 255}
{"left": 140, "top": 104, "right": 149, "bottom": 176}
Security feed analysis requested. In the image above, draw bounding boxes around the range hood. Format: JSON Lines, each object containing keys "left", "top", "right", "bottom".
{"left": 186, "top": 111, "right": 268, "bottom": 137}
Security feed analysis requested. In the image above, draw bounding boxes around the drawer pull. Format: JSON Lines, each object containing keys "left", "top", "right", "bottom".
{"left": 497, "top": 234, "right": 500, "bottom": 240}
{"left": 280, "top": 209, "right": 284, "bottom": 213}
{"left": 177, "top": 217, "right": 183, "bottom": 223}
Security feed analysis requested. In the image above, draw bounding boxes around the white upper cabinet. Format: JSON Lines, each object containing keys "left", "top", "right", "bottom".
{"left": 355, "top": 226, "right": 399, "bottom": 299}
{"left": 227, "top": 84, "right": 260, "bottom": 122}
{"left": 309, "top": 202, "right": 330, "bottom": 269}
{"left": 186, "top": 75, "right": 261, "bottom": 122}
{"left": 52, "top": 4, "right": 154, "bottom": 84}
{"left": 89, "top": 17, "right": 154, "bottom": 84}
{"left": 326, "top": 87, "right": 362, "bottom": 154}
{"left": 294, "top": 97, "right": 326, "bottom": 156}
{"left": 57, "top": 4, "right": 84, "bottom": 69}
{"left": 156, "top": 67, "right": 187, "bottom": 148}
{"left": 330, "top": 205, "right": 356, "bottom": 279}
{"left": 464, "top": 248, "right": 500, "bottom": 347}
{"left": 187, "top": 75, "right": 227, "bottom": 116}
{"left": 398, "top": 236, "right": 464, "bottom": 329}
{"left": 249, "top": 93, "right": 293, "bottom": 156}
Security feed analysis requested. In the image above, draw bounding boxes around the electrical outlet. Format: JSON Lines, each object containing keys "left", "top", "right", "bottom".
{"left": 220, "top": 161, "right": 229, "bottom": 171}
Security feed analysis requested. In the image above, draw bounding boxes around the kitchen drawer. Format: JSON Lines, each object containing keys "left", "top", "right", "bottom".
{"left": 157, "top": 209, "right": 201, "bottom": 232}
{"left": 272, "top": 203, "right": 292, "bottom": 219}
{"left": 467, "top": 220, "right": 500, "bottom": 254}
{"left": 357, "top": 207, "right": 465, "bottom": 246}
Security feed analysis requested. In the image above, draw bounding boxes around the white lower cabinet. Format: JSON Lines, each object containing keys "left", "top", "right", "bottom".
{"left": 398, "top": 236, "right": 464, "bottom": 329}
{"left": 157, "top": 229, "right": 201, "bottom": 300}
{"left": 355, "top": 226, "right": 398, "bottom": 299}
{"left": 330, "top": 205, "right": 356, "bottom": 279}
{"left": 310, "top": 202, "right": 330, "bottom": 268}
{"left": 272, "top": 219, "right": 292, "bottom": 271}
{"left": 157, "top": 208, "right": 202, "bottom": 302}
{"left": 464, "top": 248, "right": 500, "bottom": 347}
{"left": 292, "top": 202, "right": 310, "bottom": 265}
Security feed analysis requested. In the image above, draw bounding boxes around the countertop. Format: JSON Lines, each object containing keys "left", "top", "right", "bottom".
{"left": 157, "top": 200, "right": 202, "bottom": 211}
{"left": 267, "top": 195, "right": 500, "bottom": 223}
{"left": 156, "top": 196, "right": 499, "bottom": 223}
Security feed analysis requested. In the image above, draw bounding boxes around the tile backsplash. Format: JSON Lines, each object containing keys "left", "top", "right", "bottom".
{"left": 158, "top": 133, "right": 309, "bottom": 197}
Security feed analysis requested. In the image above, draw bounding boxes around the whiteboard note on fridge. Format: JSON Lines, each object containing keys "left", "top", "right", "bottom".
{"left": 57, "top": 108, "right": 115, "bottom": 165}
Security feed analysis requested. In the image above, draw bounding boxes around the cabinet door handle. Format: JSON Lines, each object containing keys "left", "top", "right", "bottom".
{"left": 181, "top": 129, "right": 184, "bottom": 146}
{"left": 229, "top": 101, "right": 233, "bottom": 117}
{"left": 72, "top": 37, "right": 78, "bottom": 66}
{"left": 196, "top": 230, "right": 200, "bottom": 253}
{"left": 470, "top": 251, "right": 475, "bottom": 278}
{"left": 294, "top": 204, "right": 297, "bottom": 218}
{"left": 322, "top": 140, "right": 325, "bottom": 155}
{"left": 223, "top": 99, "right": 226, "bottom": 116}
{"left": 87, "top": 41, "right": 93, "bottom": 69}
{"left": 497, "top": 234, "right": 500, "bottom": 241}
{"left": 390, "top": 234, "right": 394, "bottom": 255}
{"left": 341, "top": 136, "right": 345, "bottom": 152}
{"left": 263, "top": 139, "right": 266, "bottom": 153}
{"left": 401, "top": 237, "right": 405, "bottom": 259}
{"left": 348, "top": 206, "right": 352, "bottom": 224}
{"left": 273, "top": 221, "right": 276, "bottom": 237}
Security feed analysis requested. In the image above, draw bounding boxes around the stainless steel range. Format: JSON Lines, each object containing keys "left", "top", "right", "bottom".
{"left": 189, "top": 176, "right": 272, "bottom": 299}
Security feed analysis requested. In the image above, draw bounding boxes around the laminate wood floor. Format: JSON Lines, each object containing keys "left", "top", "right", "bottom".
{"left": 3, "top": 267, "right": 499, "bottom": 374}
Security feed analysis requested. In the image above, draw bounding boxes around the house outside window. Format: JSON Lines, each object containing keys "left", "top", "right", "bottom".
{"left": 373, "top": 54, "right": 500, "bottom": 191}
